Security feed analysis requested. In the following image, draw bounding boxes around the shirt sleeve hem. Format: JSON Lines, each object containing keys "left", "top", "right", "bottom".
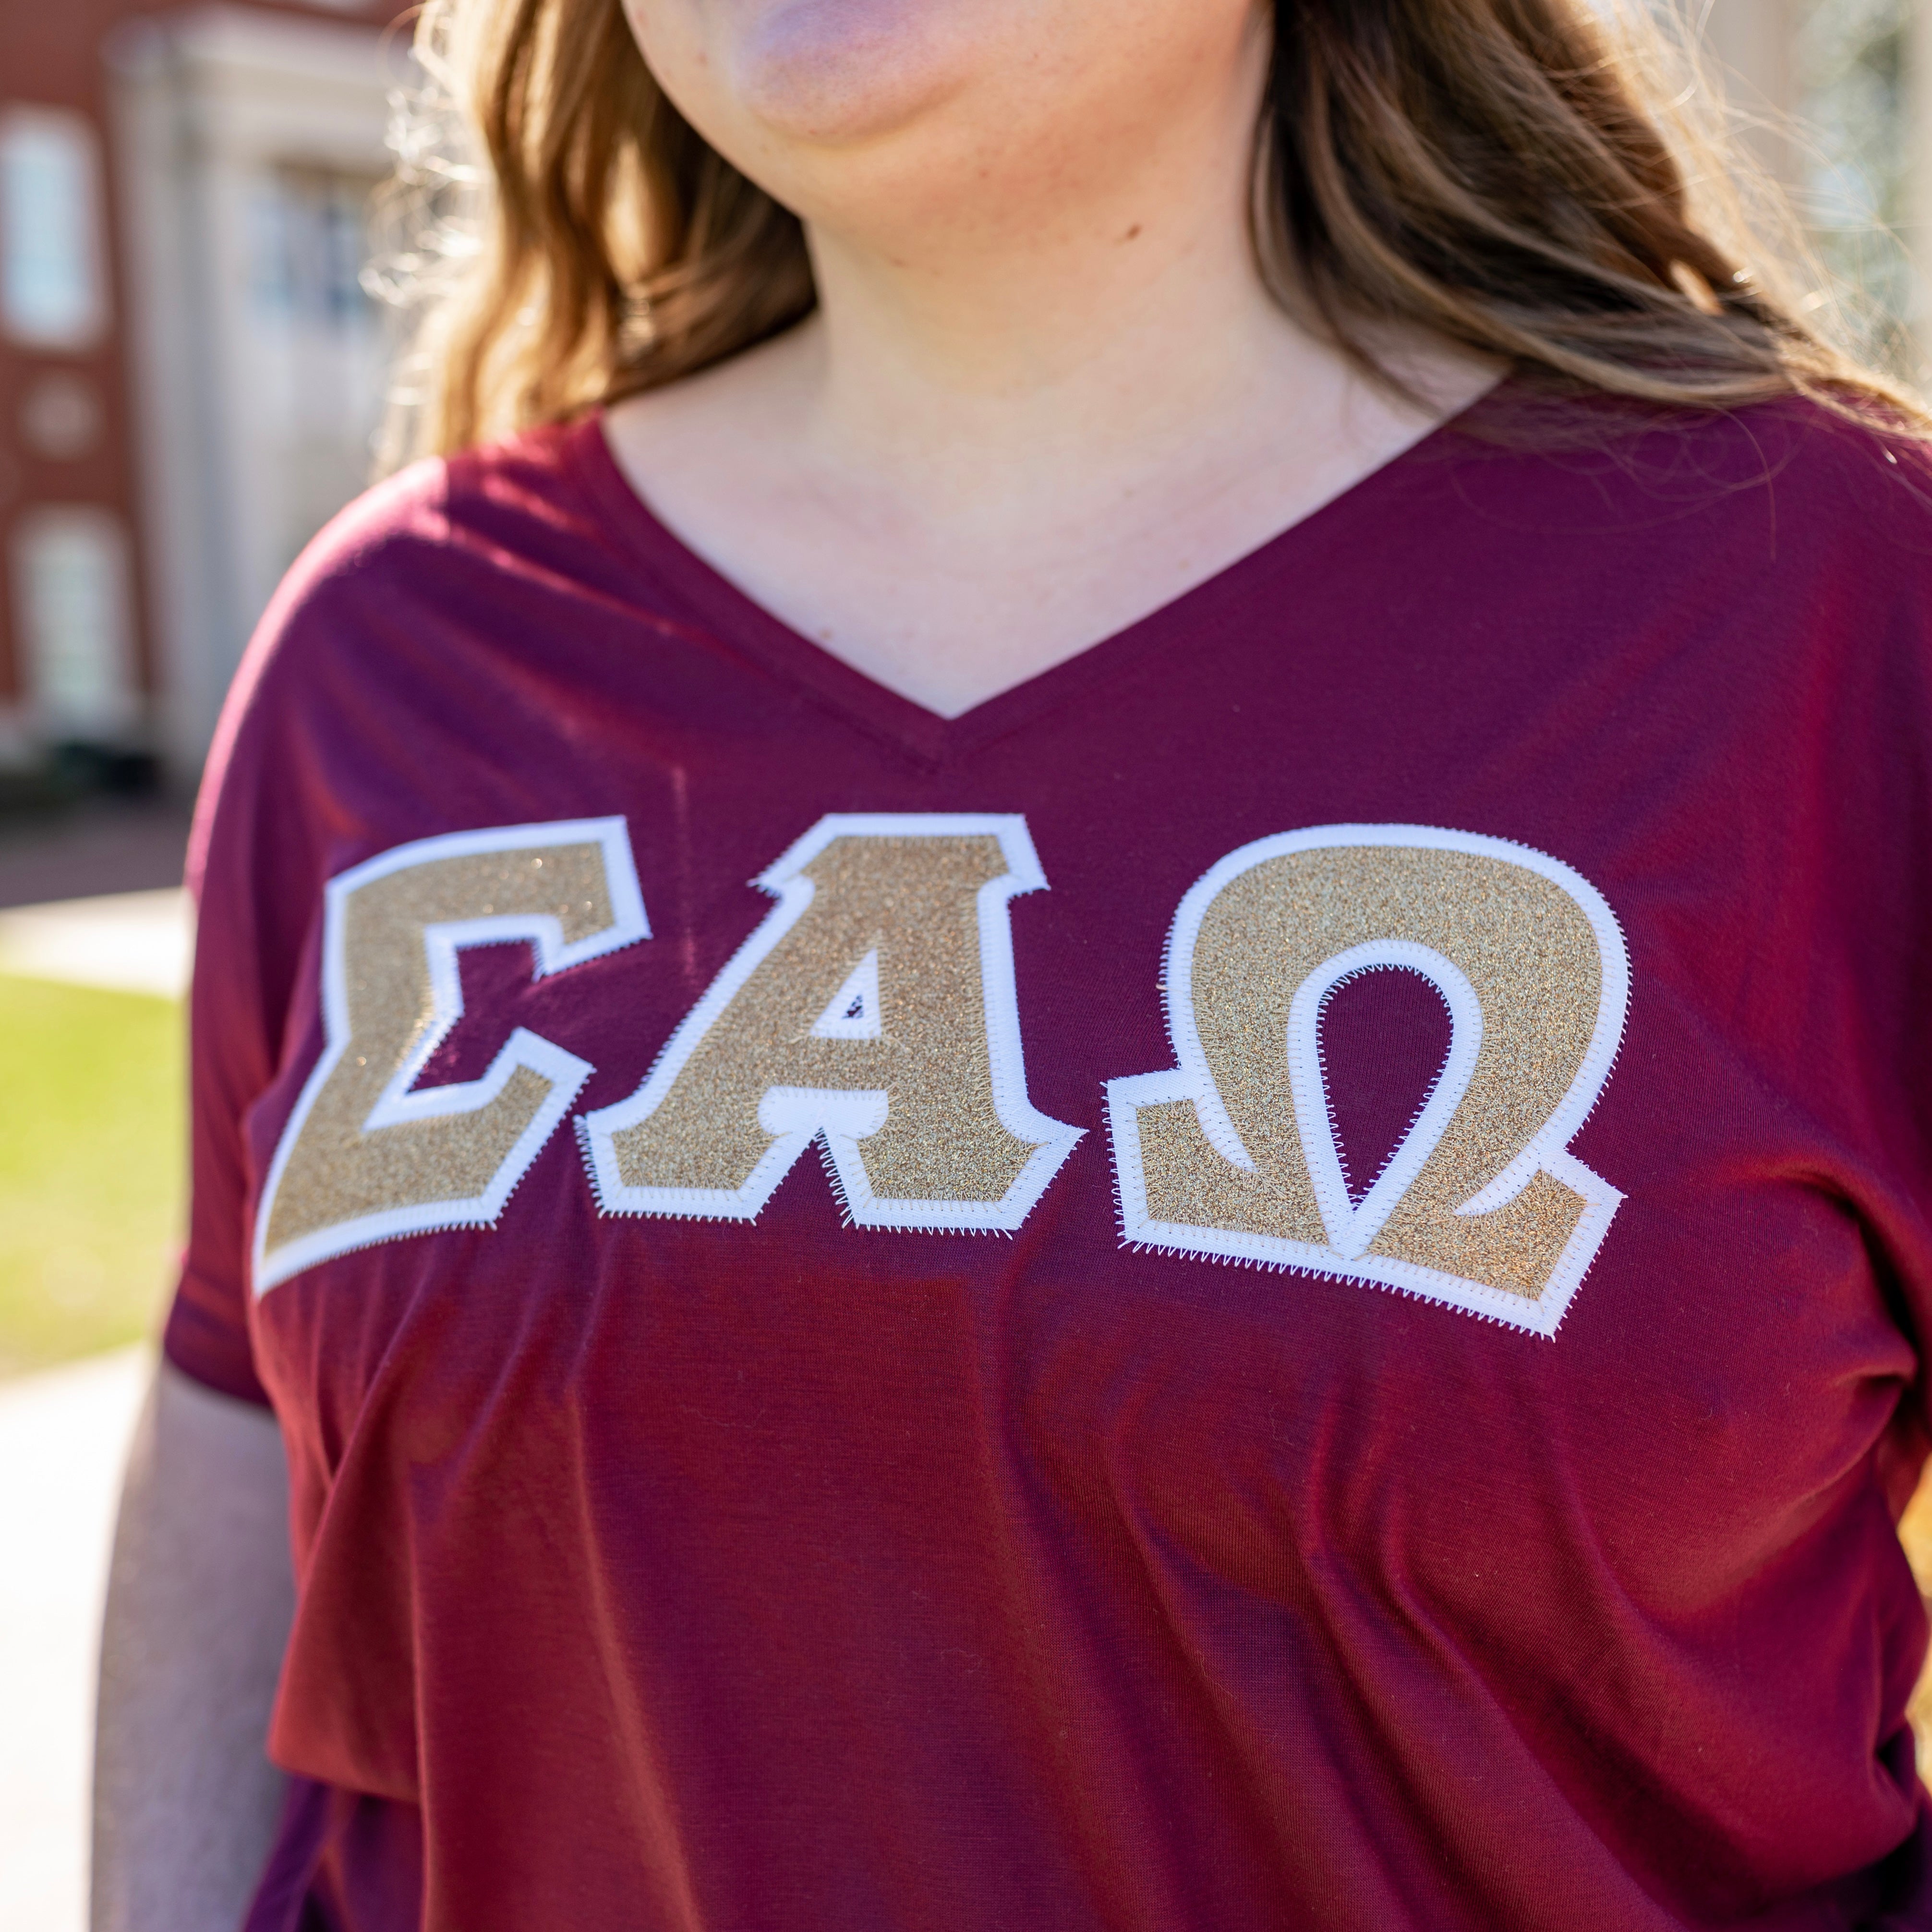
{"left": 161, "top": 1294, "right": 273, "bottom": 1409}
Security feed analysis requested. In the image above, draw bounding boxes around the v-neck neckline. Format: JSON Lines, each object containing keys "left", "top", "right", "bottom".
{"left": 568, "top": 392, "right": 1487, "bottom": 769}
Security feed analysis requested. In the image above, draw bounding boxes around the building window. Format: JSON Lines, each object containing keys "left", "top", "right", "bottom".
{"left": 242, "top": 164, "right": 390, "bottom": 575}
{"left": 0, "top": 106, "right": 109, "bottom": 352}
{"left": 247, "top": 165, "right": 382, "bottom": 327}
{"left": 9, "top": 508, "right": 137, "bottom": 740}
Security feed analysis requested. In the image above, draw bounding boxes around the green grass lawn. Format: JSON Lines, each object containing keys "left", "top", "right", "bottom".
{"left": 0, "top": 973, "right": 183, "bottom": 1380}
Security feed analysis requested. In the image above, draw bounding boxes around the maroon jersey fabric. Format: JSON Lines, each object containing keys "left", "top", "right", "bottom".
{"left": 169, "top": 399, "right": 1932, "bottom": 1930}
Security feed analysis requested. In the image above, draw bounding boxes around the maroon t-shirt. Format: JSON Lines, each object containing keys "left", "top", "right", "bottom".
{"left": 170, "top": 400, "right": 1932, "bottom": 1930}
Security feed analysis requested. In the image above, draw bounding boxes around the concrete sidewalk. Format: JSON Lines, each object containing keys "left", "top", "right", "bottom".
{"left": 0, "top": 1348, "right": 150, "bottom": 1932}
{"left": 0, "top": 862, "right": 191, "bottom": 1928}
{"left": 0, "top": 889, "right": 193, "bottom": 1001}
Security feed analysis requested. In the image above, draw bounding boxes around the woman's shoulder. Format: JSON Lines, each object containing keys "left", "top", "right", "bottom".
{"left": 1661, "top": 396, "right": 1932, "bottom": 636}
{"left": 1439, "top": 386, "right": 1932, "bottom": 624}
{"left": 198, "top": 418, "right": 656, "bottom": 834}
{"left": 1686, "top": 392, "right": 1932, "bottom": 551}
{"left": 1588, "top": 390, "right": 1928, "bottom": 544}
{"left": 264, "top": 419, "right": 609, "bottom": 631}
{"left": 224, "top": 417, "right": 655, "bottom": 713}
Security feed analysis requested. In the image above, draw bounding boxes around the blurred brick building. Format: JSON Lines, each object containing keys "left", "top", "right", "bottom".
{"left": 0, "top": 0, "right": 409, "bottom": 786}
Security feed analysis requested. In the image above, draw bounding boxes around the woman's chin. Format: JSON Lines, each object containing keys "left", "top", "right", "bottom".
{"left": 731, "top": 0, "right": 977, "bottom": 144}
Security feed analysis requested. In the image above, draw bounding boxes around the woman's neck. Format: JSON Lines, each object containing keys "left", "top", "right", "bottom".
{"left": 731, "top": 12, "right": 1357, "bottom": 527}
{"left": 602, "top": 38, "right": 1496, "bottom": 717}
{"left": 793, "top": 203, "right": 1344, "bottom": 528}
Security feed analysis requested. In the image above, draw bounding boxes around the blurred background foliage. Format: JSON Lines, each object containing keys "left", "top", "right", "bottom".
{"left": 1795, "top": 0, "right": 1919, "bottom": 368}
{"left": 0, "top": 973, "right": 181, "bottom": 1379}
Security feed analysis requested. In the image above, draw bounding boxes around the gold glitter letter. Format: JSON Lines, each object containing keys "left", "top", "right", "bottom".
{"left": 1106, "top": 826, "right": 1629, "bottom": 1337}
{"left": 254, "top": 819, "right": 649, "bottom": 1292}
{"left": 580, "top": 814, "right": 1082, "bottom": 1231}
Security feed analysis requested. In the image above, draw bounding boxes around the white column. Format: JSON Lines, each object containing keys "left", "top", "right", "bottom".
{"left": 1696, "top": 0, "right": 1804, "bottom": 187}
{"left": 1905, "top": 0, "right": 1932, "bottom": 364}
{"left": 106, "top": 11, "right": 392, "bottom": 781}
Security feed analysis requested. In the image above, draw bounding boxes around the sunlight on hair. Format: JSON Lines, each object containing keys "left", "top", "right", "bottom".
{"left": 363, "top": 0, "right": 1929, "bottom": 471}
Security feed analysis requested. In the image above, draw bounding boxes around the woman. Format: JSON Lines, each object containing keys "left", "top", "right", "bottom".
{"left": 93, "top": 0, "right": 1932, "bottom": 1926}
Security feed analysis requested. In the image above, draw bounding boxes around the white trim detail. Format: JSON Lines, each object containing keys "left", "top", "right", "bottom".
{"left": 1106, "top": 824, "right": 1630, "bottom": 1339}
{"left": 254, "top": 818, "right": 649, "bottom": 1293}
{"left": 810, "top": 948, "right": 881, "bottom": 1040}
{"left": 579, "top": 813, "right": 1083, "bottom": 1232}
{"left": 1290, "top": 942, "right": 1480, "bottom": 1263}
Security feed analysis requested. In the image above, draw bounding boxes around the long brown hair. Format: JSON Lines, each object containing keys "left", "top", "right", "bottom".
{"left": 377, "top": 0, "right": 1923, "bottom": 462}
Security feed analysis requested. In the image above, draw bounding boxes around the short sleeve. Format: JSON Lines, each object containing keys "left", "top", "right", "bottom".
{"left": 156, "top": 465, "right": 444, "bottom": 1404}
{"left": 159, "top": 630, "right": 317, "bottom": 1405}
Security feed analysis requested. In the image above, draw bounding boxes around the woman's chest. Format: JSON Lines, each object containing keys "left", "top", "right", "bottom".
{"left": 240, "top": 717, "right": 1914, "bottom": 1623}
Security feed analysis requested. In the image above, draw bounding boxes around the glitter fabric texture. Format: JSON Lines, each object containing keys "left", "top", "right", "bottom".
{"left": 1109, "top": 825, "right": 1629, "bottom": 1335}
{"left": 609, "top": 833, "right": 1026, "bottom": 1199}
{"left": 581, "top": 814, "right": 1084, "bottom": 1231}
{"left": 256, "top": 820, "right": 647, "bottom": 1290}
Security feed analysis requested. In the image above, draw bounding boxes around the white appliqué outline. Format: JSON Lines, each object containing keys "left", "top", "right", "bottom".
{"left": 253, "top": 818, "right": 649, "bottom": 1295}
{"left": 810, "top": 948, "right": 882, "bottom": 1040}
{"left": 1291, "top": 941, "right": 1482, "bottom": 1264}
{"left": 1104, "top": 823, "right": 1630, "bottom": 1339}
{"left": 577, "top": 813, "right": 1084, "bottom": 1233}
